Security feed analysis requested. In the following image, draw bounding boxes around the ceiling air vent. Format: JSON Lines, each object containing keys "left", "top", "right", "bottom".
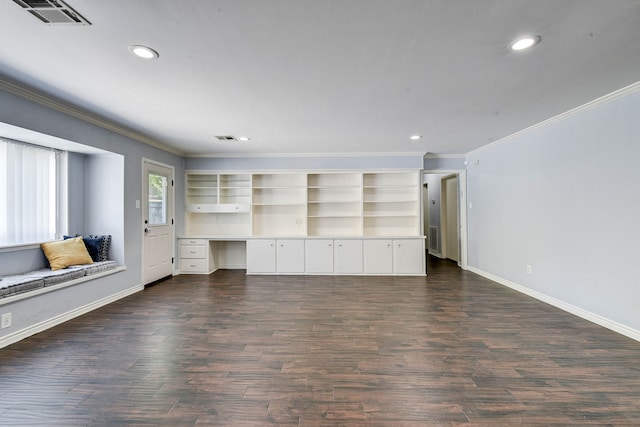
{"left": 13, "top": 0, "right": 91, "bottom": 25}
{"left": 215, "top": 135, "right": 238, "bottom": 141}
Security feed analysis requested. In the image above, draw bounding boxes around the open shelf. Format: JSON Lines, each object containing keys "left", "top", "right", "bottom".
{"left": 186, "top": 173, "right": 218, "bottom": 207}
{"left": 219, "top": 173, "right": 251, "bottom": 204}
{"left": 185, "top": 170, "right": 420, "bottom": 238}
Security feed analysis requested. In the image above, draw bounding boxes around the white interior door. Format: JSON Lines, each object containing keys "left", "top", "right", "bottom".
{"left": 142, "top": 160, "right": 174, "bottom": 285}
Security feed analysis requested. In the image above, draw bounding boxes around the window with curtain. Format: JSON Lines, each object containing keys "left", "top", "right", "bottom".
{"left": 0, "top": 138, "right": 59, "bottom": 246}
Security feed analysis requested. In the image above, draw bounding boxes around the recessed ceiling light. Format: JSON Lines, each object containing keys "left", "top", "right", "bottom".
{"left": 410, "top": 135, "right": 422, "bottom": 141}
{"left": 128, "top": 45, "right": 159, "bottom": 60}
{"left": 510, "top": 36, "right": 541, "bottom": 51}
{"left": 238, "top": 136, "right": 251, "bottom": 142}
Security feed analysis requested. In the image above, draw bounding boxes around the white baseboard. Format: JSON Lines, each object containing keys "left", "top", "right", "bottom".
{"left": 218, "top": 263, "right": 246, "bottom": 269}
{"left": 467, "top": 266, "right": 640, "bottom": 343}
{"left": 0, "top": 285, "right": 144, "bottom": 349}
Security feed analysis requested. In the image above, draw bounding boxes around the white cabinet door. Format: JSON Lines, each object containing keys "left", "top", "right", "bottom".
{"left": 276, "top": 239, "right": 305, "bottom": 273}
{"left": 305, "top": 239, "right": 334, "bottom": 273}
{"left": 334, "top": 240, "right": 363, "bottom": 274}
{"left": 363, "top": 239, "right": 393, "bottom": 274}
{"left": 246, "top": 239, "right": 276, "bottom": 273}
{"left": 393, "top": 239, "right": 424, "bottom": 274}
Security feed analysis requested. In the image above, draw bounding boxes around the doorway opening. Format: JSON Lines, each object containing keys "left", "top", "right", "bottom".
{"left": 422, "top": 170, "right": 467, "bottom": 270}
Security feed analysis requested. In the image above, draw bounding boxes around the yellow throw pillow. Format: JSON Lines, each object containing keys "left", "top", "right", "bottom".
{"left": 41, "top": 237, "right": 94, "bottom": 271}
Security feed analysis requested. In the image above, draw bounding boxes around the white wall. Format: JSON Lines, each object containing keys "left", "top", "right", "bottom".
{"left": 467, "top": 86, "right": 640, "bottom": 334}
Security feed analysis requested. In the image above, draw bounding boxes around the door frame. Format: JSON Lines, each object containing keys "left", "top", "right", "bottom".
{"left": 422, "top": 170, "right": 467, "bottom": 270}
{"left": 440, "top": 174, "right": 459, "bottom": 263}
{"left": 422, "top": 183, "right": 429, "bottom": 251}
{"left": 141, "top": 158, "right": 176, "bottom": 284}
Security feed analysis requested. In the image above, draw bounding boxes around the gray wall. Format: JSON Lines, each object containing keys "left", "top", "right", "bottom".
{"left": 466, "top": 88, "right": 640, "bottom": 331}
{"left": 84, "top": 154, "right": 125, "bottom": 266}
{"left": 423, "top": 156, "right": 466, "bottom": 171}
{"left": 186, "top": 155, "right": 424, "bottom": 171}
{"left": 67, "top": 151, "right": 86, "bottom": 235}
{"left": 0, "top": 87, "right": 184, "bottom": 341}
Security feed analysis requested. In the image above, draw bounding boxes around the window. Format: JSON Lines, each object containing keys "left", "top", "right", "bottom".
{"left": 0, "top": 138, "right": 60, "bottom": 246}
{"left": 148, "top": 172, "right": 168, "bottom": 225}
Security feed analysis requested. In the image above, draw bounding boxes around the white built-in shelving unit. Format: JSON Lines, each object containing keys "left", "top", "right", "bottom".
{"left": 362, "top": 172, "right": 420, "bottom": 236}
{"left": 307, "top": 173, "right": 362, "bottom": 237}
{"left": 185, "top": 170, "right": 420, "bottom": 238}
{"left": 182, "top": 170, "right": 424, "bottom": 275}
{"left": 185, "top": 173, "right": 218, "bottom": 209}
{"left": 219, "top": 173, "right": 251, "bottom": 205}
{"left": 251, "top": 173, "right": 307, "bottom": 236}
{"left": 185, "top": 172, "right": 251, "bottom": 236}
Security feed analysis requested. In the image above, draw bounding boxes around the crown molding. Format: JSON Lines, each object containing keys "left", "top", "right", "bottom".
{"left": 187, "top": 151, "right": 427, "bottom": 159}
{"left": 0, "top": 77, "right": 185, "bottom": 157}
{"left": 424, "top": 153, "right": 467, "bottom": 159}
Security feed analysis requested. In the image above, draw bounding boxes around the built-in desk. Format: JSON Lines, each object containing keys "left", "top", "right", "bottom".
{"left": 178, "top": 237, "right": 248, "bottom": 274}
{"left": 178, "top": 236, "right": 426, "bottom": 276}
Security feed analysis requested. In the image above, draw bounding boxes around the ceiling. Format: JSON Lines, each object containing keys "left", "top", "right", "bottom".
{"left": 1, "top": 0, "right": 639, "bottom": 157}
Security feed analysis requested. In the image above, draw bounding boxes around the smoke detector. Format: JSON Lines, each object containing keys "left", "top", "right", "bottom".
{"left": 13, "top": 0, "right": 91, "bottom": 25}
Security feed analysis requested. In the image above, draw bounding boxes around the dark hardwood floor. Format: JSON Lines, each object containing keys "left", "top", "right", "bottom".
{"left": 1, "top": 257, "right": 640, "bottom": 426}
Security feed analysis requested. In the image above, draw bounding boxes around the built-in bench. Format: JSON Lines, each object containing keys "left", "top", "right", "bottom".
{"left": 1, "top": 234, "right": 122, "bottom": 301}
{"left": 0, "top": 261, "right": 121, "bottom": 303}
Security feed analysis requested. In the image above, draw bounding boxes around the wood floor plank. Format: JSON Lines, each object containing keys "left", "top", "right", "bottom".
{"left": 1, "top": 256, "right": 640, "bottom": 425}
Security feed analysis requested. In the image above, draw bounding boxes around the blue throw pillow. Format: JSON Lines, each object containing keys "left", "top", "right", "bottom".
{"left": 64, "top": 234, "right": 105, "bottom": 262}
{"left": 82, "top": 236, "right": 104, "bottom": 262}
{"left": 87, "top": 235, "right": 111, "bottom": 261}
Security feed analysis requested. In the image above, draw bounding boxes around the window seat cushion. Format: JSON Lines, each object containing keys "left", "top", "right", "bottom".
{"left": 0, "top": 276, "right": 45, "bottom": 298}
{"left": 0, "top": 261, "right": 118, "bottom": 299}
{"left": 70, "top": 260, "right": 118, "bottom": 276}
{"left": 25, "top": 267, "right": 86, "bottom": 287}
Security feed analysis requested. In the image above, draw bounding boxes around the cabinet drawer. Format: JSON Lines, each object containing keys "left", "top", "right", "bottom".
{"left": 181, "top": 238, "right": 206, "bottom": 246}
{"left": 186, "top": 204, "right": 250, "bottom": 213}
{"left": 180, "top": 246, "right": 206, "bottom": 259}
{"left": 210, "top": 204, "right": 251, "bottom": 213}
{"left": 181, "top": 258, "right": 208, "bottom": 273}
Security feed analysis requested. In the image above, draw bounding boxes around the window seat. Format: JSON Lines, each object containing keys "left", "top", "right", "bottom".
{"left": 0, "top": 261, "right": 124, "bottom": 305}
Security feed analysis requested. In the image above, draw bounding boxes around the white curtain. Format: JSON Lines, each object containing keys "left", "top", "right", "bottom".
{"left": 0, "top": 139, "right": 57, "bottom": 246}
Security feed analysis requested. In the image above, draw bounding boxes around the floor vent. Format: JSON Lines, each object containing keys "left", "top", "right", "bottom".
{"left": 12, "top": 0, "right": 91, "bottom": 25}
{"left": 429, "top": 226, "right": 439, "bottom": 252}
{"left": 215, "top": 135, "right": 238, "bottom": 141}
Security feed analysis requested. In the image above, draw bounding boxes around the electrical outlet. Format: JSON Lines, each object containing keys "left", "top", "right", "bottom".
{"left": 1, "top": 312, "right": 11, "bottom": 329}
{"left": 526, "top": 265, "right": 532, "bottom": 275}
